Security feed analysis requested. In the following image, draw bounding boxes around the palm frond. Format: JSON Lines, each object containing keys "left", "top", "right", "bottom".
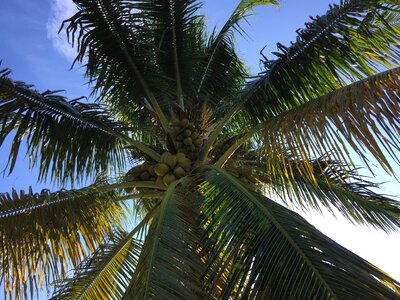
{"left": 258, "top": 67, "right": 400, "bottom": 177}
{"left": 0, "top": 68, "right": 127, "bottom": 183}
{"left": 221, "top": 0, "right": 279, "bottom": 36}
{"left": 130, "top": 0, "right": 204, "bottom": 109}
{"left": 65, "top": 0, "right": 169, "bottom": 130}
{"left": 51, "top": 207, "right": 156, "bottom": 300}
{"left": 124, "top": 180, "right": 204, "bottom": 299}
{"left": 266, "top": 156, "right": 400, "bottom": 232}
{"left": 241, "top": 0, "right": 400, "bottom": 121}
{"left": 0, "top": 185, "right": 125, "bottom": 299}
{"left": 197, "top": 0, "right": 278, "bottom": 96}
{"left": 199, "top": 167, "right": 400, "bottom": 299}
{"left": 52, "top": 233, "right": 142, "bottom": 300}
{"left": 197, "top": 31, "right": 247, "bottom": 117}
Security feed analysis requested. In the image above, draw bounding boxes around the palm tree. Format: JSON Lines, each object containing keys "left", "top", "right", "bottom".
{"left": 1, "top": 0, "right": 400, "bottom": 298}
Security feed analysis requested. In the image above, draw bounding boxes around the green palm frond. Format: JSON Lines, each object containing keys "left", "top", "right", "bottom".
{"left": 0, "top": 68, "right": 127, "bottom": 183}
{"left": 200, "top": 167, "right": 400, "bottom": 299}
{"left": 223, "top": 0, "right": 279, "bottom": 36}
{"left": 124, "top": 181, "right": 204, "bottom": 299}
{"left": 197, "top": 0, "right": 278, "bottom": 98}
{"left": 51, "top": 232, "right": 142, "bottom": 300}
{"left": 241, "top": 0, "right": 400, "bottom": 121}
{"left": 2, "top": 0, "right": 400, "bottom": 298}
{"left": 0, "top": 185, "right": 125, "bottom": 299}
{"left": 266, "top": 156, "right": 400, "bottom": 232}
{"left": 258, "top": 67, "right": 400, "bottom": 176}
{"left": 65, "top": 0, "right": 169, "bottom": 130}
{"left": 130, "top": 0, "right": 204, "bottom": 109}
{"left": 51, "top": 207, "right": 157, "bottom": 300}
{"left": 198, "top": 32, "right": 247, "bottom": 116}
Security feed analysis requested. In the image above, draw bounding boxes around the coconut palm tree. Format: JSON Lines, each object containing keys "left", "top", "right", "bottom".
{"left": 1, "top": 0, "right": 400, "bottom": 298}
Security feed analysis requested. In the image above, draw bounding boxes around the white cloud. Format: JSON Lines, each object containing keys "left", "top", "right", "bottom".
{"left": 47, "top": 0, "right": 78, "bottom": 62}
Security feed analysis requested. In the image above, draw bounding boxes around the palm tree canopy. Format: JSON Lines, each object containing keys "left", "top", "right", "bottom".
{"left": 1, "top": 0, "right": 400, "bottom": 299}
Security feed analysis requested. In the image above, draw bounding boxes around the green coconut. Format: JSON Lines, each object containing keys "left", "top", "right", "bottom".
{"left": 184, "top": 129, "right": 192, "bottom": 137}
{"left": 161, "top": 152, "right": 171, "bottom": 163}
{"left": 173, "top": 166, "right": 186, "bottom": 178}
{"left": 162, "top": 174, "right": 176, "bottom": 186}
{"left": 176, "top": 153, "right": 186, "bottom": 159}
{"left": 165, "top": 154, "right": 177, "bottom": 169}
{"left": 194, "top": 138, "right": 202, "bottom": 146}
{"left": 177, "top": 158, "right": 191, "bottom": 171}
{"left": 154, "top": 163, "right": 170, "bottom": 176}
{"left": 180, "top": 118, "right": 189, "bottom": 127}
{"left": 183, "top": 137, "right": 193, "bottom": 146}
{"left": 171, "top": 118, "right": 180, "bottom": 126}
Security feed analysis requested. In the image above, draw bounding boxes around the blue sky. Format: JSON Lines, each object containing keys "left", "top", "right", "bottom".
{"left": 1, "top": 0, "right": 399, "bottom": 297}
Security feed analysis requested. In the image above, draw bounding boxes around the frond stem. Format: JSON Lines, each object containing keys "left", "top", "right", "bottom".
{"left": 199, "top": 105, "right": 240, "bottom": 164}
{"left": 215, "top": 125, "right": 259, "bottom": 168}
{"left": 97, "top": 0, "right": 170, "bottom": 133}
{"left": 212, "top": 167, "right": 339, "bottom": 299}
{"left": 169, "top": 0, "right": 184, "bottom": 109}
{"left": 143, "top": 181, "right": 178, "bottom": 298}
{"left": 0, "top": 76, "right": 160, "bottom": 161}
{"left": 75, "top": 205, "right": 158, "bottom": 300}
{"left": 0, "top": 182, "right": 165, "bottom": 220}
{"left": 117, "top": 192, "right": 163, "bottom": 201}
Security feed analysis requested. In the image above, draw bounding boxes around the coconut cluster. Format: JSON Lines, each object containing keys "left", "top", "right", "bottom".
{"left": 170, "top": 118, "right": 203, "bottom": 154}
{"left": 154, "top": 152, "right": 191, "bottom": 187}
{"left": 124, "top": 152, "right": 192, "bottom": 192}
{"left": 124, "top": 162, "right": 157, "bottom": 192}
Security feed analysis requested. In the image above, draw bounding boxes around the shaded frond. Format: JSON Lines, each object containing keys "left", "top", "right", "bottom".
{"left": 0, "top": 68, "right": 126, "bottom": 183}
{"left": 65, "top": 0, "right": 169, "bottom": 129}
{"left": 241, "top": 0, "right": 400, "bottom": 121}
{"left": 130, "top": 0, "right": 204, "bottom": 108}
{"left": 124, "top": 181, "right": 204, "bottom": 299}
{"left": 198, "top": 32, "right": 247, "bottom": 117}
{"left": 259, "top": 67, "right": 400, "bottom": 177}
{"left": 199, "top": 167, "right": 400, "bottom": 299}
{"left": 0, "top": 185, "right": 125, "bottom": 299}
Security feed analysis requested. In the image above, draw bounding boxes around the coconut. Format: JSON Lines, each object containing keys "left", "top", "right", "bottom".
{"left": 154, "top": 163, "right": 170, "bottom": 176}
{"left": 160, "top": 152, "right": 171, "bottom": 163}
{"left": 162, "top": 174, "right": 176, "bottom": 186}
{"left": 183, "top": 137, "right": 193, "bottom": 146}
{"left": 177, "top": 158, "right": 191, "bottom": 171}
{"left": 180, "top": 118, "right": 189, "bottom": 127}
{"left": 184, "top": 129, "right": 192, "bottom": 137}
{"left": 165, "top": 155, "right": 177, "bottom": 169}
{"left": 173, "top": 166, "right": 186, "bottom": 178}
{"left": 176, "top": 153, "right": 186, "bottom": 159}
{"left": 173, "top": 126, "right": 181, "bottom": 135}
{"left": 194, "top": 138, "right": 202, "bottom": 146}
{"left": 171, "top": 118, "right": 180, "bottom": 126}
